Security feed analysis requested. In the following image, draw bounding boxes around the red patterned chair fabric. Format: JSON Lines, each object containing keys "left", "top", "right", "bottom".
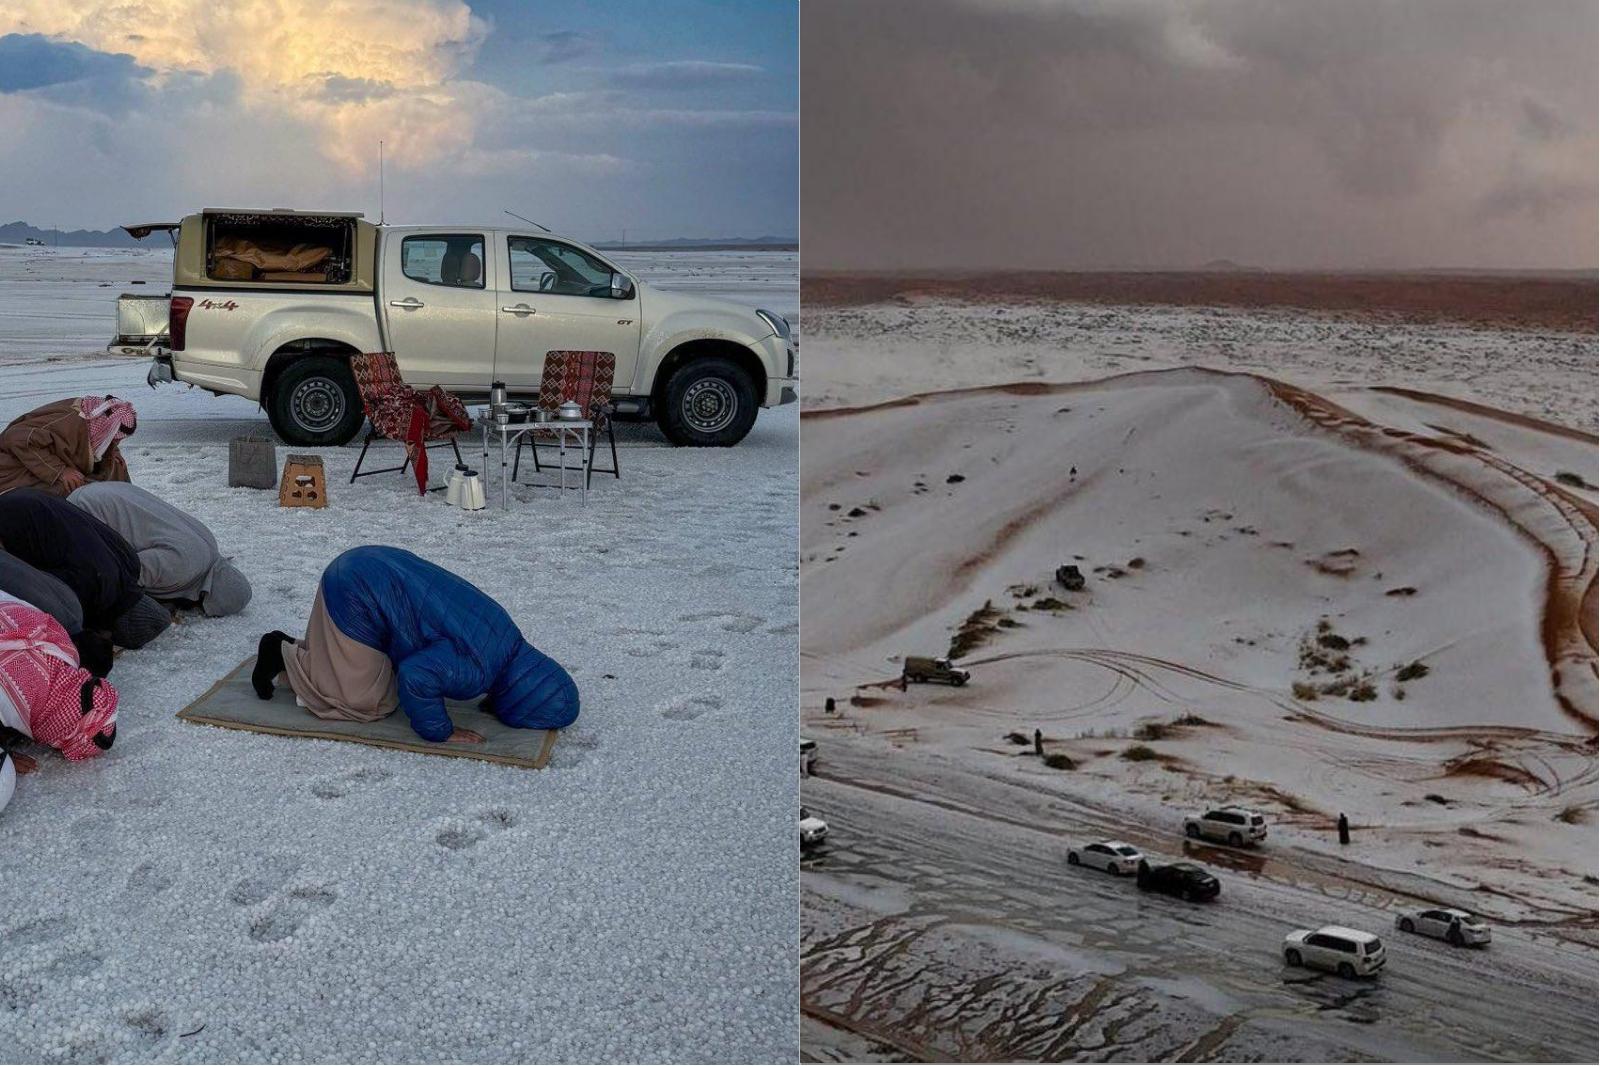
{"left": 515, "top": 350, "right": 620, "bottom": 487}
{"left": 349, "top": 351, "right": 470, "bottom": 494}
{"left": 535, "top": 350, "right": 616, "bottom": 428}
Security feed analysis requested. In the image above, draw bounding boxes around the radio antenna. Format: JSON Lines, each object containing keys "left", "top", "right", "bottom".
{"left": 378, "top": 140, "right": 385, "bottom": 225}
{"left": 504, "top": 209, "right": 551, "bottom": 232}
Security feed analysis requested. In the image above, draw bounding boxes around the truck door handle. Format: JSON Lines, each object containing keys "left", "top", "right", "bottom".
{"left": 389, "top": 298, "right": 424, "bottom": 309}
{"left": 500, "top": 304, "right": 536, "bottom": 316}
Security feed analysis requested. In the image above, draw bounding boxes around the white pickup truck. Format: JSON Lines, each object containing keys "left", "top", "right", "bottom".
{"left": 128, "top": 209, "right": 796, "bottom": 446}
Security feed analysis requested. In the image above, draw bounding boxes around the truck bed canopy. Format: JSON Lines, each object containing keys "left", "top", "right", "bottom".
{"left": 202, "top": 212, "right": 356, "bottom": 285}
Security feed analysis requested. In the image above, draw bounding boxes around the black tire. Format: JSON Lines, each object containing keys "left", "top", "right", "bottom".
{"left": 268, "top": 355, "right": 363, "bottom": 446}
{"left": 656, "top": 356, "right": 758, "bottom": 446}
{"left": 1447, "top": 926, "right": 1463, "bottom": 946}
{"left": 1228, "top": 832, "right": 1243, "bottom": 847}
{"left": 1185, "top": 823, "right": 1200, "bottom": 839}
{"left": 1285, "top": 949, "right": 1302, "bottom": 968}
{"left": 1337, "top": 962, "right": 1356, "bottom": 979}
{"left": 952, "top": 676, "right": 967, "bottom": 687}
{"left": 1067, "top": 852, "right": 1080, "bottom": 866}
{"left": 1399, "top": 918, "right": 1414, "bottom": 934}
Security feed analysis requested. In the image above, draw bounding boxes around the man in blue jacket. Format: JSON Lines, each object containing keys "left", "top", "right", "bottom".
{"left": 252, "top": 546, "right": 578, "bottom": 742}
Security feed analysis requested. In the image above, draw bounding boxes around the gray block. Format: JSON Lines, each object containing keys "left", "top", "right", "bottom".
{"left": 229, "top": 435, "right": 278, "bottom": 489}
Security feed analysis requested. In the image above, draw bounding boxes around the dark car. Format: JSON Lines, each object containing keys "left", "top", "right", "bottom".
{"left": 1136, "top": 860, "right": 1220, "bottom": 901}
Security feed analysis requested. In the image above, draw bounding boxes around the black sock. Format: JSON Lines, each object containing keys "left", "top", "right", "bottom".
{"left": 252, "top": 631, "right": 292, "bottom": 699}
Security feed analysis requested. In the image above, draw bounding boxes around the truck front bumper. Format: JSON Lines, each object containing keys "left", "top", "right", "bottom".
{"left": 753, "top": 333, "right": 798, "bottom": 407}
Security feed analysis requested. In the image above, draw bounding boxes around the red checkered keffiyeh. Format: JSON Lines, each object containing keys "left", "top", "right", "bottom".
{"left": 77, "top": 395, "right": 137, "bottom": 461}
{"left": 0, "top": 594, "right": 117, "bottom": 761}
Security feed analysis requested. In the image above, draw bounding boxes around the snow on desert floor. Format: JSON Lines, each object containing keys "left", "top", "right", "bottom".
{"left": 800, "top": 297, "right": 1597, "bottom": 1062}
{"left": 0, "top": 247, "right": 798, "bottom": 1063}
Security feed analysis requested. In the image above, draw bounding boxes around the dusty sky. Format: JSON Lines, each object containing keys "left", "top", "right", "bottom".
{"left": 803, "top": 0, "right": 1597, "bottom": 271}
{"left": 0, "top": 1, "right": 796, "bottom": 241}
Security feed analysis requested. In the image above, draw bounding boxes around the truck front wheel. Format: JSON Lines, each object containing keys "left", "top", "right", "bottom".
{"left": 657, "top": 357, "right": 758, "bottom": 446}
{"left": 268, "top": 356, "right": 364, "bottom": 446}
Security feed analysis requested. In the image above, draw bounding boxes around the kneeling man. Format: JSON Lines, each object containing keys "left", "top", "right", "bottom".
{"left": 252, "top": 546, "right": 578, "bottom": 743}
{"left": 69, "top": 481, "right": 251, "bottom": 617}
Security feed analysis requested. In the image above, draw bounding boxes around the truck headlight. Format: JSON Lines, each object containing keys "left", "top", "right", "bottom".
{"left": 756, "top": 309, "right": 790, "bottom": 341}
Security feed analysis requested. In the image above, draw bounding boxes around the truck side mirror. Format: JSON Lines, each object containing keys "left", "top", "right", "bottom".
{"left": 610, "top": 272, "right": 634, "bottom": 300}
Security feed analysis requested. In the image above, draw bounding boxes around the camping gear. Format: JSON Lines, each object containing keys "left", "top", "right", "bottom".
{"left": 460, "top": 471, "right": 486, "bottom": 511}
{"left": 479, "top": 414, "right": 592, "bottom": 508}
{"left": 445, "top": 464, "right": 468, "bottom": 507}
{"left": 279, "top": 455, "right": 327, "bottom": 508}
{"left": 228, "top": 435, "right": 278, "bottom": 488}
{"left": 511, "top": 350, "right": 620, "bottom": 489}
{"left": 490, "top": 381, "right": 507, "bottom": 407}
{"left": 179, "top": 657, "right": 560, "bottom": 769}
{"left": 112, "top": 293, "right": 170, "bottom": 349}
{"left": 348, "top": 352, "right": 470, "bottom": 495}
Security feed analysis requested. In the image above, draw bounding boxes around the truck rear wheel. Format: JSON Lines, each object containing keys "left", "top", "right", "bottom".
{"left": 657, "top": 357, "right": 758, "bottom": 446}
{"left": 268, "top": 356, "right": 364, "bottom": 446}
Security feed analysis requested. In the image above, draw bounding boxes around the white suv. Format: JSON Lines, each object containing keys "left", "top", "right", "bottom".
{"left": 1283, "top": 926, "right": 1387, "bottom": 978}
{"left": 800, "top": 807, "right": 829, "bottom": 849}
{"left": 1184, "top": 806, "right": 1267, "bottom": 847}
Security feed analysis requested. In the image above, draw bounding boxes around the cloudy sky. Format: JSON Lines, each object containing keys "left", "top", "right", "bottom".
{"left": 804, "top": 0, "right": 1596, "bottom": 270}
{"left": 0, "top": 0, "right": 796, "bottom": 241}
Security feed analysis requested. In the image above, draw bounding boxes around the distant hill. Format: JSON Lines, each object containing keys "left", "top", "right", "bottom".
{"left": 0, "top": 221, "right": 147, "bottom": 247}
{"left": 1199, "top": 258, "right": 1263, "bottom": 272}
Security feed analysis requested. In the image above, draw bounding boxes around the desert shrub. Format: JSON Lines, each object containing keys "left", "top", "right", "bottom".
{"left": 1556, "top": 805, "right": 1591, "bottom": 825}
{"left": 1317, "top": 632, "right": 1350, "bottom": 651}
{"left": 1174, "top": 712, "right": 1212, "bottom": 727}
{"left": 1291, "top": 682, "right": 1319, "bottom": 701}
{"left": 1004, "top": 731, "right": 1030, "bottom": 746}
{"left": 1348, "top": 680, "right": 1378, "bottom": 701}
{"left": 1121, "top": 745, "right": 1159, "bottom": 762}
{"left": 1044, "top": 753, "right": 1076, "bottom": 770}
{"left": 1127, "top": 557, "right": 1145, "bottom": 569}
{"left": 1555, "top": 471, "right": 1588, "bottom": 488}
{"left": 1031, "top": 597, "right": 1069, "bottom": 611}
{"left": 1396, "top": 660, "right": 1430, "bottom": 682}
{"left": 1134, "top": 721, "right": 1173, "bottom": 741}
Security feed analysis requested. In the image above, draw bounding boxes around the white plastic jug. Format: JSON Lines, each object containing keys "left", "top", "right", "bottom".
{"left": 445, "top": 463, "right": 468, "bottom": 506}
{"left": 461, "top": 470, "right": 486, "bottom": 511}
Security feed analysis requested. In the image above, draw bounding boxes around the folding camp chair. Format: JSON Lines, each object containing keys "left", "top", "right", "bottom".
{"left": 348, "top": 352, "right": 470, "bottom": 494}
{"left": 512, "top": 350, "right": 621, "bottom": 489}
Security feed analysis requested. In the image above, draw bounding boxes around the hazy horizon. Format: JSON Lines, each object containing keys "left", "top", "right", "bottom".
{"left": 803, "top": 0, "right": 1598, "bottom": 273}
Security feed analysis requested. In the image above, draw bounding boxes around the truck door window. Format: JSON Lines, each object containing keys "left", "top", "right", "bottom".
{"left": 508, "top": 236, "right": 615, "bottom": 297}
{"left": 401, "top": 235, "right": 486, "bottom": 289}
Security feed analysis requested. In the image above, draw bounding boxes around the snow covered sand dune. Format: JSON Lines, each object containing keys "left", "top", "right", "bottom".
{"left": 802, "top": 299, "right": 1596, "bottom": 430}
{"left": 0, "top": 288, "right": 797, "bottom": 1057}
{"left": 802, "top": 367, "right": 1595, "bottom": 920}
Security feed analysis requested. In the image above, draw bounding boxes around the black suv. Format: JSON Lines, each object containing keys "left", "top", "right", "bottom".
{"left": 1136, "top": 860, "right": 1221, "bottom": 902}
